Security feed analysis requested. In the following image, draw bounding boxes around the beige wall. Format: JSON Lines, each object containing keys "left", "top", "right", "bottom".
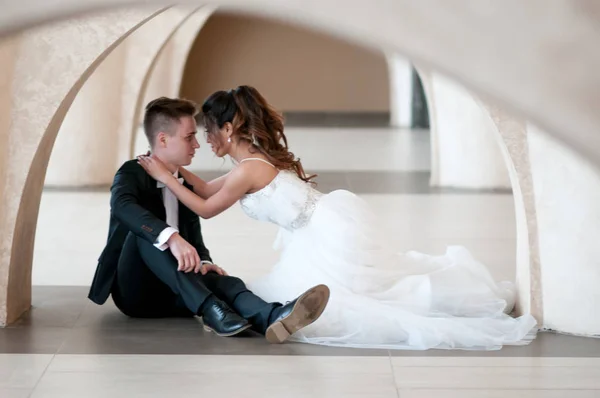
{"left": 139, "top": 6, "right": 215, "bottom": 123}
{"left": 45, "top": 41, "right": 127, "bottom": 186}
{"left": 180, "top": 12, "right": 390, "bottom": 113}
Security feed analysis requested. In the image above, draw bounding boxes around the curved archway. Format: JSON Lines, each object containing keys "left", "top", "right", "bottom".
{"left": 0, "top": 0, "right": 599, "bottom": 170}
{"left": 416, "top": 64, "right": 541, "bottom": 321}
{"left": 45, "top": 6, "right": 214, "bottom": 188}
{"left": 125, "top": 6, "right": 218, "bottom": 160}
{"left": 0, "top": 0, "right": 599, "bottom": 337}
{"left": 481, "top": 103, "right": 543, "bottom": 322}
{"left": 179, "top": 11, "right": 390, "bottom": 124}
{"left": 131, "top": 6, "right": 216, "bottom": 158}
{"left": 427, "top": 72, "right": 511, "bottom": 190}
{"left": 0, "top": 6, "right": 168, "bottom": 325}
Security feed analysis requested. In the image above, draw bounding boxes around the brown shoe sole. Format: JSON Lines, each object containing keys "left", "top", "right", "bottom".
{"left": 203, "top": 323, "right": 252, "bottom": 337}
{"left": 265, "top": 284, "right": 330, "bottom": 344}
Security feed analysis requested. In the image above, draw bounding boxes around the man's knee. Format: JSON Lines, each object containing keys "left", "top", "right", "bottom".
{"left": 224, "top": 275, "right": 245, "bottom": 290}
{"left": 200, "top": 272, "right": 247, "bottom": 293}
{"left": 205, "top": 271, "right": 243, "bottom": 283}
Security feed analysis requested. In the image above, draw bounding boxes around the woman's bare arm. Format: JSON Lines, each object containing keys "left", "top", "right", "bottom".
{"left": 178, "top": 167, "right": 231, "bottom": 199}
{"left": 164, "top": 167, "right": 252, "bottom": 219}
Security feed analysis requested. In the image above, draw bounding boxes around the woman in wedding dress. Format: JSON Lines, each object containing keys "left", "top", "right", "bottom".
{"left": 137, "top": 85, "right": 538, "bottom": 350}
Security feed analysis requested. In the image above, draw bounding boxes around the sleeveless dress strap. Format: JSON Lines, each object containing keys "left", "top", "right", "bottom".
{"left": 239, "top": 157, "right": 276, "bottom": 168}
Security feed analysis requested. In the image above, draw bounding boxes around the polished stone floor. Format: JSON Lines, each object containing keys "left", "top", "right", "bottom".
{"left": 3, "top": 127, "right": 598, "bottom": 397}
{"left": 4, "top": 353, "right": 600, "bottom": 398}
{"left": 1, "top": 286, "right": 598, "bottom": 358}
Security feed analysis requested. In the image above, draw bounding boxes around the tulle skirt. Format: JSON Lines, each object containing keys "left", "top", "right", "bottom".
{"left": 248, "top": 190, "right": 538, "bottom": 350}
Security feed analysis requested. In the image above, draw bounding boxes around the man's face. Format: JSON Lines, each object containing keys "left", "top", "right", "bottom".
{"left": 160, "top": 115, "right": 200, "bottom": 166}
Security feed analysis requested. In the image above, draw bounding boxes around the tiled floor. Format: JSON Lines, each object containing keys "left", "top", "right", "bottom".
{"left": 2, "top": 286, "right": 599, "bottom": 358}
{"left": 31, "top": 187, "right": 518, "bottom": 286}
{"left": 2, "top": 352, "right": 600, "bottom": 397}
{"left": 4, "top": 127, "right": 598, "bottom": 397}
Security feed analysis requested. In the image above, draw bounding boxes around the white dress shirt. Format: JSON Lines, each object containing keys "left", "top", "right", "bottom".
{"left": 152, "top": 170, "right": 212, "bottom": 264}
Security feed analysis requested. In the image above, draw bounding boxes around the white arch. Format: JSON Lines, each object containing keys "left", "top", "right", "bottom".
{"left": 131, "top": 5, "right": 216, "bottom": 158}
{"left": 1, "top": 0, "right": 599, "bottom": 337}
{"left": 1, "top": 0, "right": 599, "bottom": 169}
{"left": 0, "top": 6, "right": 167, "bottom": 325}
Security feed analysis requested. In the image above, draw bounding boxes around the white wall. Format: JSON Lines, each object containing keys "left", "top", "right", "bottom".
{"left": 429, "top": 73, "right": 511, "bottom": 189}
{"left": 387, "top": 53, "right": 413, "bottom": 127}
{"left": 528, "top": 123, "right": 600, "bottom": 336}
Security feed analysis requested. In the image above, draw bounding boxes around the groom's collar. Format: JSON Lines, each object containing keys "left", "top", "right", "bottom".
{"left": 157, "top": 169, "right": 183, "bottom": 188}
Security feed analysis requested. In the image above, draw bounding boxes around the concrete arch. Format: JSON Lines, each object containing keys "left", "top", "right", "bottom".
{"left": 134, "top": 10, "right": 392, "bottom": 167}
{"left": 1, "top": 0, "right": 598, "bottom": 170}
{"left": 527, "top": 124, "right": 600, "bottom": 336}
{"left": 116, "top": 6, "right": 201, "bottom": 168}
{"left": 412, "top": 67, "right": 438, "bottom": 184}
{"left": 481, "top": 103, "right": 543, "bottom": 323}
{"left": 431, "top": 73, "right": 511, "bottom": 190}
{"left": 140, "top": 15, "right": 509, "bottom": 193}
{"left": 131, "top": 6, "right": 216, "bottom": 159}
{"left": 411, "top": 66, "right": 510, "bottom": 190}
{"left": 416, "top": 64, "right": 540, "bottom": 321}
{"left": 385, "top": 53, "right": 414, "bottom": 128}
{"left": 45, "top": 6, "right": 215, "bottom": 187}
{"left": 1, "top": 0, "right": 600, "bottom": 337}
{"left": 179, "top": 11, "right": 390, "bottom": 120}
{"left": 125, "top": 5, "right": 218, "bottom": 161}
{"left": 0, "top": 6, "right": 168, "bottom": 325}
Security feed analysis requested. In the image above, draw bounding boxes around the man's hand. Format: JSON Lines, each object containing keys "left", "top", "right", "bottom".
{"left": 198, "top": 263, "right": 228, "bottom": 276}
{"left": 167, "top": 233, "right": 200, "bottom": 272}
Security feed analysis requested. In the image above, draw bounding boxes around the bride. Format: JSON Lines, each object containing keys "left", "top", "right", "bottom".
{"left": 137, "top": 85, "right": 538, "bottom": 350}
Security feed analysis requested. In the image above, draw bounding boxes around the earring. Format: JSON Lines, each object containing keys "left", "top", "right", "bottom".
{"left": 227, "top": 137, "right": 231, "bottom": 143}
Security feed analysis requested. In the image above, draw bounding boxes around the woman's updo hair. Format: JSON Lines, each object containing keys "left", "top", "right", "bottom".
{"left": 201, "top": 85, "right": 315, "bottom": 184}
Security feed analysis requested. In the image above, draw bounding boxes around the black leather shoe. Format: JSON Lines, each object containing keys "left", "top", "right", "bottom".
{"left": 265, "top": 284, "right": 330, "bottom": 343}
{"left": 201, "top": 296, "right": 252, "bottom": 337}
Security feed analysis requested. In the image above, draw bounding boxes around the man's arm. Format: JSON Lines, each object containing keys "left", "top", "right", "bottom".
{"left": 110, "top": 162, "right": 170, "bottom": 245}
{"left": 111, "top": 161, "right": 202, "bottom": 272}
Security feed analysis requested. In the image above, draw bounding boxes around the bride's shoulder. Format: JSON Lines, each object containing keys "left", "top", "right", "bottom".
{"left": 226, "top": 164, "right": 254, "bottom": 184}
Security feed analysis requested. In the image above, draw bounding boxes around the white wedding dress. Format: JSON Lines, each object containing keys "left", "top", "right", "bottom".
{"left": 240, "top": 158, "right": 538, "bottom": 350}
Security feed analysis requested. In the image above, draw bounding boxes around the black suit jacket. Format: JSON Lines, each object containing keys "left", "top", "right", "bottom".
{"left": 88, "top": 159, "right": 212, "bottom": 305}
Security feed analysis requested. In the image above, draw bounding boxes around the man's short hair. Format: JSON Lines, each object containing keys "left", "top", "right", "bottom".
{"left": 143, "top": 97, "right": 198, "bottom": 146}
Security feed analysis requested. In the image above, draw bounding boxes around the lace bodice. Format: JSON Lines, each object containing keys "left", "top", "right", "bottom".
{"left": 239, "top": 170, "right": 323, "bottom": 231}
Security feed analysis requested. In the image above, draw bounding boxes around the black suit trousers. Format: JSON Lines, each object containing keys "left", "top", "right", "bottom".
{"left": 110, "top": 232, "right": 280, "bottom": 333}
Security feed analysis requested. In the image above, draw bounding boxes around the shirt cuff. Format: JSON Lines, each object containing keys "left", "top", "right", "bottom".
{"left": 154, "top": 227, "right": 179, "bottom": 251}
{"left": 201, "top": 260, "right": 213, "bottom": 264}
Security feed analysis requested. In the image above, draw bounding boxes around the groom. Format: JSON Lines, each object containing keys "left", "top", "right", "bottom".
{"left": 88, "top": 96, "right": 329, "bottom": 343}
